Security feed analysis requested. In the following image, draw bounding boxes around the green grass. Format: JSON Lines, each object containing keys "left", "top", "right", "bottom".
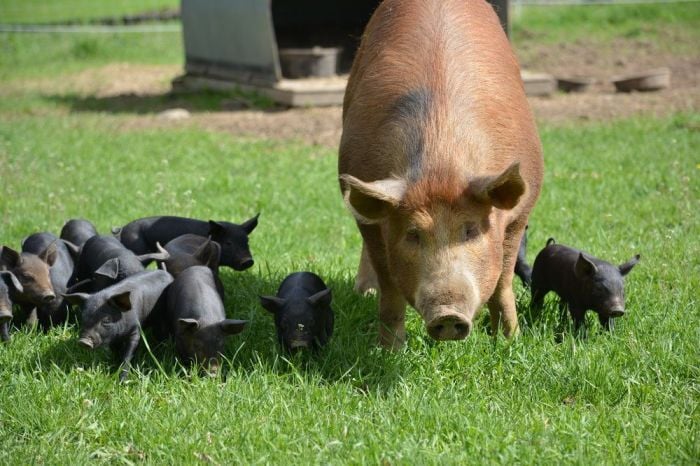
{"left": 0, "top": 31, "right": 183, "bottom": 80}
{"left": 0, "top": 0, "right": 179, "bottom": 24}
{"left": 0, "top": 111, "right": 698, "bottom": 464}
{"left": 511, "top": 2, "right": 700, "bottom": 47}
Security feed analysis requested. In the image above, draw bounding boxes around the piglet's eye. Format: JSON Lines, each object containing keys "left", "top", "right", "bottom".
{"left": 405, "top": 228, "right": 421, "bottom": 245}
{"left": 463, "top": 224, "right": 479, "bottom": 242}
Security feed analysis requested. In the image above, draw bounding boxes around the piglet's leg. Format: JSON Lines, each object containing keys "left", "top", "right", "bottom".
{"left": 570, "top": 307, "right": 587, "bottom": 337}
{"left": 598, "top": 314, "right": 614, "bottom": 332}
{"left": 118, "top": 332, "right": 141, "bottom": 382}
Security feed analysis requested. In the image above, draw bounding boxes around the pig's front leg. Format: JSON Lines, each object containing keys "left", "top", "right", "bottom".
{"left": 570, "top": 306, "right": 587, "bottom": 337}
{"left": 118, "top": 332, "right": 141, "bottom": 382}
{"left": 598, "top": 314, "right": 614, "bottom": 332}
{"left": 354, "top": 242, "right": 378, "bottom": 296}
{"left": 359, "top": 224, "right": 406, "bottom": 349}
{"left": 488, "top": 231, "right": 522, "bottom": 338}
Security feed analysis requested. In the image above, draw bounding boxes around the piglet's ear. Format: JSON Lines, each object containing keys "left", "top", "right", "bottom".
{"left": 574, "top": 253, "right": 598, "bottom": 278}
{"left": 61, "top": 240, "right": 80, "bottom": 261}
{"left": 195, "top": 237, "right": 220, "bottom": 269}
{"left": 94, "top": 258, "right": 120, "bottom": 280}
{"left": 108, "top": 291, "right": 132, "bottom": 313}
{"left": 471, "top": 162, "right": 526, "bottom": 210}
{"left": 307, "top": 288, "right": 332, "bottom": 308}
{"left": 40, "top": 241, "right": 58, "bottom": 267}
{"left": 1, "top": 246, "right": 21, "bottom": 268}
{"left": 241, "top": 213, "right": 260, "bottom": 235}
{"left": 340, "top": 175, "right": 407, "bottom": 224}
{"left": 219, "top": 319, "right": 247, "bottom": 335}
{"left": 62, "top": 292, "right": 90, "bottom": 306}
{"left": 619, "top": 254, "right": 640, "bottom": 276}
{"left": 0, "top": 271, "right": 23, "bottom": 293}
{"left": 178, "top": 318, "right": 199, "bottom": 333}
{"left": 259, "top": 295, "right": 285, "bottom": 314}
{"left": 208, "top": 221, "right": 225, "bottom": 236}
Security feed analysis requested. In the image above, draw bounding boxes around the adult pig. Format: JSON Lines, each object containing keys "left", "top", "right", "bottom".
{"left": 259, "top": 272, "right": 333, "bottom": 352}
{"left": 166, "top": 266, "right": 246, "bottom": 372}
{"left": 72, "top": 235, "right": 168, "bottom": 292}
{"left": 60, "top": 219, "right": 98, "bottom": 249}
{"left": 63, "top": 269, "right": 173, "bottom": 381}
{"left": 530, "top": 238, "right": 640, "bottom": 331}
{"left": 20, "top": 232, "right": 76, "bottom": 328}
{"left": 115, "top": 214, "right": 258, "bottom": 271}
{"left": 338, "top": 0, "right": 543, "bottom": 347}
{"left": 0, "top": 270, "right": 22, "bottom": 342}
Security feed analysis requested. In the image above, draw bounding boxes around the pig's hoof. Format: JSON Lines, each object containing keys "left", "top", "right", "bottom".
{"left": 378, "top": 329, "right": 406, "bottom": 351}
{"left": 354, "top": 277, "right": 378, "bottom": 296}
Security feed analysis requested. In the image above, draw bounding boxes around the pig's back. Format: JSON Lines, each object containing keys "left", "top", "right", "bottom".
{"left": 340, "top": 0, "right": 539, "bottom": 184}
{"left": 167, "top": 266, "right": 224, "bottom": 323}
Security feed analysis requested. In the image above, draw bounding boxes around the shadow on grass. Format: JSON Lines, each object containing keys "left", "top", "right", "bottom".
{"left": 44, "top": 89, "right": 281, "bottom": 115}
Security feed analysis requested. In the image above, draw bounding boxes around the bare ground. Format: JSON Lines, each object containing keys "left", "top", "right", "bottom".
{"left": 6, "top": 37, "right": 699, "bottom": 147}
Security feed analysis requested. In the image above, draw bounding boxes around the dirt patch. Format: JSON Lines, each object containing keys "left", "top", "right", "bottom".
{"left": 7, "top": 36, "right": 699, "bottom": 147}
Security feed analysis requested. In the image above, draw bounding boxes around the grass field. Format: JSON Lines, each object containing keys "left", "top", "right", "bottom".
{"left": 1, "top": 2, "right": 699, "bottom": 464}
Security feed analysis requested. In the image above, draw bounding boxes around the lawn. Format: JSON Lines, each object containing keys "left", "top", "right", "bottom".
{"left": 0, "top": 3, "right": 699, "bottom": 465}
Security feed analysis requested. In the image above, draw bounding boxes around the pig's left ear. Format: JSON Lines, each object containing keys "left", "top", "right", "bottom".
{"left": 619, "top": 254, "right": 640, "bottom": 276}
{"left": 39, "top": 241, "right": 58, "bottom": 267}
{"left": 471, "top": 162, "right": 526, "bottom": 210}
{"left": 108, "top": 291, "right": 132, "bottom": 313}
{"left": 95, "top": 258, "right": 120, "bottom": 280}
{"left": 208, "top": 221, "right": 226, "bottom": 236}
{"left": 340, "top": 174, "right": 407, "bottom": 223}
{"left": 259, "top": 295, "right": 286, "bottom": 314}
{"left": 307, "top": 288, "right": 332, "bottom": 308}
{"left": 241, "top": 213, "right": 260, "bottom": 234}
{"left": 219, "top": 319, "right": 247, "bottom": 335}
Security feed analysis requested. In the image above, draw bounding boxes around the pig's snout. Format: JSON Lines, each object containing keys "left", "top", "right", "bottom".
{"left": 41, "top": 292, "right": 56, "bottom": 304}
{"left": 427, "top": 313, "right": 472, "bottom": 341}
{"left": 0, "top": 309, "right": 12, "bottom": 324}
{"left": 607, "top": 307, "right": 625, "bottom": 318}
{"left": 235, "top": 257, "right": 254, "bottom": 271}
{"left": 78, "top": 336, "right": 95, "bottom": 349}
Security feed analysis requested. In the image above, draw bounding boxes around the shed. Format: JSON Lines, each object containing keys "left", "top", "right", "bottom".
{"left": 173, "top": 0, "right": 553, "bottom": 105}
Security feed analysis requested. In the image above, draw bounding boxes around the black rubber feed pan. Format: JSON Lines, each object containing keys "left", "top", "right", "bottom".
{"left": 279, "top": 47, "right": 342, "bottom": 79}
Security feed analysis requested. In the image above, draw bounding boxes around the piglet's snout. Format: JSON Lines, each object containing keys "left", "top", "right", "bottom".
{"left": 0, "top": 309, "right": 12, "bottom": 324}
{"left": 426, "top": 309, "right": 472, "bottom": 341}
{"left": 41, "top": 293, "right": 56, "bottom": 304}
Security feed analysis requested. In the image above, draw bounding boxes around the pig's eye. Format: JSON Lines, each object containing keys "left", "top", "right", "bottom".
{"left": 405, "top": 228, "right": 421, "bottom": 246}
{"left": 462, "top": 224, "right": 479, "bottom": 242}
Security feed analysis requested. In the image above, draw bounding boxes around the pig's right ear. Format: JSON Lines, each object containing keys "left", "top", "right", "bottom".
{"left": 178, "top": 318, "right": 200, "bottom": 333}
{"left": 259, "top": 295, "right": 286, "bottom": 314}
{"left": 0, "top": 270, "right": 23, "bottom": 293}
{"left": 471, "top": 162, "right": 526, "bottom": 210}
{"left": 340, "top": 174, "right": 406, "bottom": 223}
{"left": 62, "top": 292, "right": 90, "bottom": 306}
{"left": 574, "top": 253, "right": 598, "bottom": 278}
{"left": 0, "top": 246, "right": 20, "bottom": 268}
{"left": 95, "top": 258, "right": 120, "bottom": 280}
{"left": 108, "top": 291, "right": 132, "bottom": 313}
{"left": 619, "top": 254, "right": 640, "bottom": 276}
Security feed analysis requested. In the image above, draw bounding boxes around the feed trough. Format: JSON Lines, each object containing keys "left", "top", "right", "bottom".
{"left": 557, "top": 76, "right": 594, "bottom": 93}
{"left": 612, "top": 68, "right": 671, "bottom": 93}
